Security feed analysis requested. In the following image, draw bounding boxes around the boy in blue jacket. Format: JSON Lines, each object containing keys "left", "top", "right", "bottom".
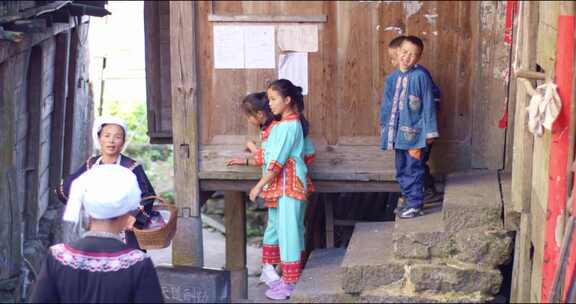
{"left": 380, "top": 36, "right": 439, "bottom": 218}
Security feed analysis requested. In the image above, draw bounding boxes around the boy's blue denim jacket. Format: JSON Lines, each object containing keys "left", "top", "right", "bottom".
{"left": 379, "top": 66, "right": 439, "bottom": 150}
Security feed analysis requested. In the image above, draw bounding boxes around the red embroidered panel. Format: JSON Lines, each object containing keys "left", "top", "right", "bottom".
{"left": 261, "top": 158, "right": 307, "bottom": 203}
{"left": 280, "top": 260, "right": 302, "bottom": 283}
{"left": 262, "top": 244, "right": 281, "bottom": 265}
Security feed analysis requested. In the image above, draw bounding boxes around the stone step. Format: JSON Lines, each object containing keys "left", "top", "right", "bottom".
{"left": 341, "top": 222, "right": 406, "bottom": 294}
{"left": 360, "top": 284, "right": 494, "bottom": 303}
{"left": 442, "top": 170, "right": 503, "bottom": 234}
{"left": 393, "top": 203, "right": 451, "bottom": 260}
{"left": 407, "top": 262, "right": 503, "bottom": 296}
{"left": 290, "top": 248, "right": 357, "bottom": 303}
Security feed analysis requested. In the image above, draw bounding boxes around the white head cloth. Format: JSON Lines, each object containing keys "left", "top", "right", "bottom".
{"left": 63, "top": 164, "right": 142, "bottom": 223}
{"left": 92, "top": 115, "right": 129, "bottom": 150}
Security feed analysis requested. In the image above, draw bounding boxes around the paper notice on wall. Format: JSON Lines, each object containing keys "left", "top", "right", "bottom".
{"left": 213, "top": 25, "right": 245, "bottom": 69}
{"left": 244, "top": 25, "right": 275, "bottom": 69}
{"left": 278, "top": 52, "right": 308, "bottom": 95}
{"left": 213, "top": 25, "right": 275, "bottom": 69}
{"left": 277, "top": 25, "right": 318, "bottom": 52}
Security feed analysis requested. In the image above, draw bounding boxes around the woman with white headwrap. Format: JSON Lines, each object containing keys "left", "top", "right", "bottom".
{"left": 33, "top": 165, "right": 163, "bottom": 303}
{"left": 55, "top": 116, "right": 157, "bottom": 250}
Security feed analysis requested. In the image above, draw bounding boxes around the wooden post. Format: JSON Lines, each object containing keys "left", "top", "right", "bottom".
{"left": 49, "top": 31, "right": 70, "bottom": 201}
{"left": 168, "top": 1, "right": 203, "bottom": 267}
{"left": 224, "top": 191, "right": 247, "bottom": 300}
{"left": 324, "top": 196, "right": 335, "bottom": 248}
{"left": 510, "top": 2, "right": 539, "bottom": 303}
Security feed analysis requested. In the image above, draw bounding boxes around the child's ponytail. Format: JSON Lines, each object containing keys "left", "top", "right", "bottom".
{"left": 268, "top": 79, "right": 310, "bottom": 138}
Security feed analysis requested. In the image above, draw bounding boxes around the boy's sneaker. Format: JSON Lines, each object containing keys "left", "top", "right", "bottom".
{"left": 397, "top": 206, "right": 424, "bottom": 219}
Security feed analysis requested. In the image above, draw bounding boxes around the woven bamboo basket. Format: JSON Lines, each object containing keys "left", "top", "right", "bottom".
{"left": 133, "top": 195, "right": 178, "bottom": 250}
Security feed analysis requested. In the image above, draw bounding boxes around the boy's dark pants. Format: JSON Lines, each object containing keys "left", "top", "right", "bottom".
{"left": 422, "top": 143, "right": 435, "bottom": 192}
{"left": 395, "top": 148, "right": 425, "bottom": 209}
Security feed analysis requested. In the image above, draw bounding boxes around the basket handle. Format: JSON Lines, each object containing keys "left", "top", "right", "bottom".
{"left": 141, "top": 195, "right": 171, "bottom": 206}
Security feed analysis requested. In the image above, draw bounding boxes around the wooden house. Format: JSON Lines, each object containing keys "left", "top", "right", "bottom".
{"left": 144, "top": 1, "right": 522, "bottom": 300}
{"left": 144, "top": 1, "right": 576, "bottom": 302}
{"left": 0, "top": 1, "right": 108, "bottom": 301}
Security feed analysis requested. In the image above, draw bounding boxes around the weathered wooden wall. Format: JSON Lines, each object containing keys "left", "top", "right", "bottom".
{"left": 0, "top": 18, "right": 93, "bottom": 301}
{"left": 146, "top": 1, "right": 511, "bottom": 178}
{"left": 509, "top": 2, "right": 574, "bottom": 303}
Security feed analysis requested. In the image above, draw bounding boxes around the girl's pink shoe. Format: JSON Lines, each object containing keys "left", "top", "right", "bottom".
{"left": 265, "top": 280, "right": 295, "bottom": 300}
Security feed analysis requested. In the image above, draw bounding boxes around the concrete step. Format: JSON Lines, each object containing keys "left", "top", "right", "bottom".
{"left": 341, "top": 222, "right": 406, "bottom": 294}
{"left": 290, "top": 248, "right": 357, "bottom": 303}
{"left": 393, "top": 203, "right": 451, "bottom": 260}
{"left": 442, "top": 170, "right": 503, "bottom": 234}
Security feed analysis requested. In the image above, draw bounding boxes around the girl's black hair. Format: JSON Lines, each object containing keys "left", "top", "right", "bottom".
{"left": 267, "top": 79, "right": 310, "bottom": 138}
{"left": 240, "top": 92, "right": 276, "bottom": 130}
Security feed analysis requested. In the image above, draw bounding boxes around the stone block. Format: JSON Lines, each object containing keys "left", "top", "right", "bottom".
{"left": 361, "top": 285, "right": 492, "bottom": 303}
{"left": 453, "top": 227, "right": 513, "bottom": 267}
{"left": 442, "top": 170, "right": 503, "bottom": 233}
{"left": 291, "top": 249, "right": 358, "bottom": 303}
{"left": 342, "top": 263, "right": 406, "bottom": 294}
{"left": 394, "top": 231, "right": 453, "bottom": 260}
{"left": 394, "top": 204, "right": 453, "bottom": 260}
{"left": 408, "top": 263, "right": 502, "bottom": 295}
{"left": 341, "top": 222, "right": 405, "bottom": 293}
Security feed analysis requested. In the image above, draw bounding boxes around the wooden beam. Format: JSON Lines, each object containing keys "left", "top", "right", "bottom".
{"left": 224, "top": 191, "right": 247, "bottom": 300}
{"left": 169, "top": 1, "right": 203, "bottom": 267}
{"left": 511, "top": 213, "right": 533, "bottom": 303}
{"left": 208, "top": 14, "right": 327, "bottom": 23}
{"left": 324, "top": 196, "right": 334, "bottom": 248}
{"left": 511, "top": 1, "right": 538, "bottom": 214}
{"left": 200, "top": 179, "right": 400, "bottom": 193}
{"left": 49, "top": 31, "right": 70, "bottom": 200}
{"left": 515, "top": 69, "right": 547, "bottom": 80}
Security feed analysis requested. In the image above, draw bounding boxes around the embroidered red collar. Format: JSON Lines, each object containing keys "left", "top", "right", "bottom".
{"left": 261, "top": 120, "right": 278, "bottom": 141}
{"left": 281, "top": 113, "right": 299, "bottom": 122}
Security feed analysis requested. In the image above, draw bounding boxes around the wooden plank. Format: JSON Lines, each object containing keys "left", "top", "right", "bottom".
{"left": 511, "top": 212, "right": 533, "bottom": 303}
{"left": 207, "top": 14, "right": 327, "bottom": 23}
{"left": 471, "top": 1, "right": 508, "bottom": 169}
{"left": 144, "top": 1, "right": 161, "bottom": 142}
{"left": 200, "top": 179, "right": 399, "bottom": 193}
{"left": 324, "top": 196, "right": 334, "bottom": 248}
{"left": 224, "top": 191, "right": 247, "bottom": 300}
{"left": 169, "top": 1, "right": 204, "bottom": 268}
{"left": 199, "top": 144, "right": 397, "bottom": 181}
{"left": 0, "top": 20, "right": 74, "bottom": 64}
{"left": 511, "top": 1, "right": 539, "bottom": 214}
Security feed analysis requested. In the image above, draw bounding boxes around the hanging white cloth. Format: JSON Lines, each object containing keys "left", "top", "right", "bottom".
{"left": 527, "top": 81, "right": 562, "bottom": 137}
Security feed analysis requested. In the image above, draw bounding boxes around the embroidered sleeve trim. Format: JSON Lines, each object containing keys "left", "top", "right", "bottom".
{"left": 304, "top": 154, "right": 316, "bottom": 166}
{"left": 267, "top": 161, "right": 283, "bottom": 174}
{"left": 50, "top": 243, "right": 148, "bottom": 272}
{"left": 254, "top": 148, "right": 264, "bottom": 166}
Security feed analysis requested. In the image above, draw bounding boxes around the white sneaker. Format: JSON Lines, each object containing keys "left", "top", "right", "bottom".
{"left": 259, "top": 264, "right": 281, "bottom": 287}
